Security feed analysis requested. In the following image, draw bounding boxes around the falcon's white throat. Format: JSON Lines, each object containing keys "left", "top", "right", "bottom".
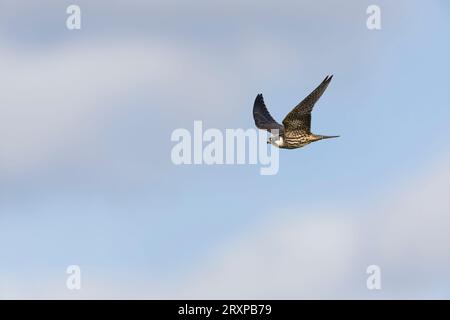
{"left": 269, "top": 135, "right": 284, "bottom": 147}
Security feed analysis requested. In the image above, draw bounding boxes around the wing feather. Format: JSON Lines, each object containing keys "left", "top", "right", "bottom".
{"left": 253, "top": 94, "right": 284, "bottom": 133}
{"left": 282, "top": 75, "right": 333, "bottom": 133}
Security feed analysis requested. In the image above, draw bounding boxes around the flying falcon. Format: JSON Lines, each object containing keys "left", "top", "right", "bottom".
{"left": 253, "top": 75, "right": 339, "bottom": 149}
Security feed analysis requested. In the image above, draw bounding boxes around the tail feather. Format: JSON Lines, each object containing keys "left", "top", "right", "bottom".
{"left": 317, "top": 135, "right": 340, "bottom": 140}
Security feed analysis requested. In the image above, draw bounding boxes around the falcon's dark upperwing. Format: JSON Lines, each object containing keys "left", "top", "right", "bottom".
{"left": 282, "top": 75, "right": 333, "bottom": 132}
{"left": 253, "top": 94, "right": 284, "bottom": 133}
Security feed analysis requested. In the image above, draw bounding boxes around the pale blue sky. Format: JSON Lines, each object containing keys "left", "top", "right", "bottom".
{"left": 1, "top": 0, "right": 450, "bottom": 298}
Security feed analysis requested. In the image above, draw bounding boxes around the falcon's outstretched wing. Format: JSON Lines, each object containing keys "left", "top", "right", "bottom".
{"left": 282, "top": 75, "right": 333, "bottom": 133}
{"left": 253, "top": 94, "right": 284, "bottom": 133}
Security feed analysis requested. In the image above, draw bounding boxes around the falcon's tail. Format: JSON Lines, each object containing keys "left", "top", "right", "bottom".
{"left": 317, "top": 135, "right": 340, "bottom": 140}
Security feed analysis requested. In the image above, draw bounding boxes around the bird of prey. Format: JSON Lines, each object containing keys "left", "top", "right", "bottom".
{"left": 253, "top": 75, "right": 339, "bottom": 149}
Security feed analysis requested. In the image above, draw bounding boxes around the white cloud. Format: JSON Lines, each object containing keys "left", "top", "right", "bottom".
{"left": 179, "top": 213, "right": 359, "bottom": 299}
{"left": 2, "top": 152, "right": 449, "bottom": 299}
{"left": 376, "top": 159, "right": 450, "bottom": 293}
{"left": 176, "top": 156, "right": 450, "bottom": 299}
{"left": 0, "top": 39, "right": 244, "bottom": 175}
